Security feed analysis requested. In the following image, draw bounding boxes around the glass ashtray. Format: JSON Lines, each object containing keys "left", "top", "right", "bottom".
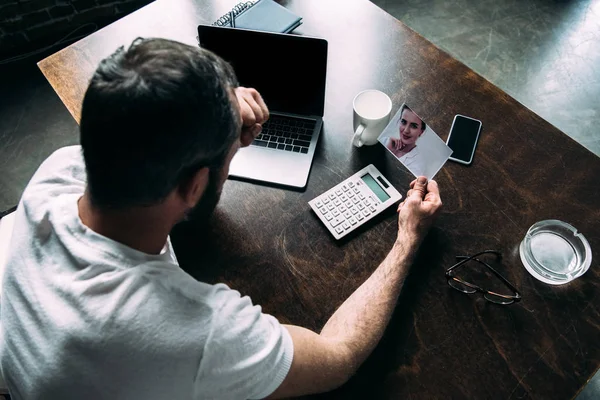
{"left": 520, "top": 220, "right": 592, "bottom": 285}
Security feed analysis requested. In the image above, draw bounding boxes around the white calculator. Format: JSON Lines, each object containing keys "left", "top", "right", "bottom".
{"left": 309, "top": 164, "right": 403, "bottom": 239}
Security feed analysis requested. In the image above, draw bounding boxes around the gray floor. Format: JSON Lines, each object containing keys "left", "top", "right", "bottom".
{"left": 370, "top": 1, "right": 600, "bottom": 398}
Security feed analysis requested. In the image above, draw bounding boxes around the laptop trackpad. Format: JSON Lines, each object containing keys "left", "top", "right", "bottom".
{"left": 229, "top": 146, "right": 311, "bottom": 188}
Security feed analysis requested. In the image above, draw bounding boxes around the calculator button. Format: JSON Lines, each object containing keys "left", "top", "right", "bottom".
{"left": 342, "top": 221, "right": 351, "bottom": 230}
{"left": 352, "top": 197, "right": 360, "bottom": 204}
{"left": 358, "top": 193, "right": 365, "bottom": 200}
{"left": 347, "top": 191, "right": 355, "bottom": 198}
{"left": 322, "top": 197, "right": 330, "bottom": 204}
{"left": 335, "top": 226, "right": 344, "bottom": 234}
{"left": 328, "top": 193, "right": 336, "bottom": 200}
{"left": 316, "top": 200, "right": 323, "bottom": 208}
{"left": 332, "top": 209, "right": 340, "bottom": 217}
{"left": 364, "top": 199, "right": 371, "bottom": 206}
{"left": 369, "top": 205, "right": 376, "bottom": 212}
{"left": 327, "top": 204, "right": 335, "bottom": 210}
{"left": 357, "top": 203, "right": 365, "bottom": 210}
{"left": 339, "top": 205, "right": 347, "bottom": 213}
{"left": 351, "top": 207, "right": 359, "bottom": 215}
{"left": 335, "top": 189, "right": 343, "bottom": 196}
{"left": 353, "top": 188, "right": 360, "bottom": 193}
{"left": 356, "top": 213, "right": 364, "bottom": 221}
{"left": 342, "top": 184, "right": 349, "bottom": 191}
{"left": 319, "top": 207, "right": 328, "bottom": 215}
{"left": 325, "top": 213, "right": 333, "bottom": 221}
{"left": 362, "top": 209, "right": 370, "bottom": 217}
{"left": 344, "top": 201, "right": 353, "bottom": 208}
{"left": 343, "top": 211, "right": 352, "bottom": 219}
{"left": 333, "top": 199, "right": 341, "bottom": 206}
{"left": 348, "top": 182, "right": 355, "bottom": 188}
{"left": 349, "top": 217, "right": 357, "bottom": 225}
{"left": 340, "top": 194, "right": 348, "bottom": 202}
{"left": 330, "top": 217, "right": 344, "bottom": 227}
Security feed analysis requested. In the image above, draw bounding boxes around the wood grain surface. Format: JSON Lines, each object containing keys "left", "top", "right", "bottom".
{"left": 38, "top": 0, "right": 600, "bottom": 399}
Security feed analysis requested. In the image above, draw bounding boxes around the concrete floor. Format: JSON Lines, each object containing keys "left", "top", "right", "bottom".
{"left": 370, "top": 1, "right": 600, "bottom": 399}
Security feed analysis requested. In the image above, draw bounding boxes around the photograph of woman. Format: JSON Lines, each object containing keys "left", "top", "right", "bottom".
{"left": 379, "top": 103, "right": 452, "bottom": 179}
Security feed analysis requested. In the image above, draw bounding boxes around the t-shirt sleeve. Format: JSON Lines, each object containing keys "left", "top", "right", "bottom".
{"left": 21, "top": 145, "right": 86, "bottom": 205}
{"left": 196, "top": 284, "right": 293, "bottom": 399}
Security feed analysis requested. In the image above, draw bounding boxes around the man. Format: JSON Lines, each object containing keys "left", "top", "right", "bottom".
{"left": 0, "top": 38, "right": 442, "bottom": 399}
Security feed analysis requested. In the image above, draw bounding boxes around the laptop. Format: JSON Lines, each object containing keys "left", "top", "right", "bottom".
{"left": 197, "top": 25, "right": 328, "bottom": 189}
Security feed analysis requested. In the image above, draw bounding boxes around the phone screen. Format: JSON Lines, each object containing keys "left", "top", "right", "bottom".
{"left": 447, "top": 116, "right": 481, "bottom": 163}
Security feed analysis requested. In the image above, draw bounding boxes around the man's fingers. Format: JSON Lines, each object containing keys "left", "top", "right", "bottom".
{"left": 426, "top": 180, "right": 439, "bottom": 196}
{"left": 410, "top": 176, "right": 428, "bottom": 199}
{"left": 236, "top": 87, "right": 269, "bottom": 126}
{"left": 424, "top": 180, "right": 442, "bottom": 206}
{"left": 239, "top": 124, "right": 263, "bottom": 147}
{"left": 238, "top": 99, "right": 256, "bottom": 126}
{"left": 243, "top": 93, "right": 264, "bottom": 124}
{"left": 250, "top": 89, "right": 269, "bottom": 122}
{"left": 251, "top": 123, "right": 262, "bottom": 137}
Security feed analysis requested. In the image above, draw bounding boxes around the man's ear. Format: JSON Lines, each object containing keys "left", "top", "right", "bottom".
{"left": 178, "top": 167, "right": 209, "bottom": 208}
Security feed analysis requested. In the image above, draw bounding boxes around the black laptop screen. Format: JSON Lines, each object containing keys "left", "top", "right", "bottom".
{"left": 197, "top": 25, "right": 327, "bottom": 117}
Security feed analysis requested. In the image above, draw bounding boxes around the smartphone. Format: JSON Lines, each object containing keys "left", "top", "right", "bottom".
{"left": 446, "top": 114, "right": 482, "bottom": 165}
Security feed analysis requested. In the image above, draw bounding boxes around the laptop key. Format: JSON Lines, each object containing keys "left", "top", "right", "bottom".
{"left": 285, "top": 138, "right": 293, "bottom": 144}
{"left": 291, "top": 133, "right": 299, "bottom": 139}
{"left": 268, "top": 142, "right": 277, "bottom": 148}
{"left": 277, "top": 137, "right": 286, "bottom": 143}
{"left": 285, "top": 145, "right": 293, "bottom": 151}
{"left": 298, "top": 134, "right": 311, "bottom": 142}
{"left": 277, "top": 143, "right": 285, "bottom": 150}
{"left": 292, "top": 146, "right": 301, "bottom": 153}
{"left": 283, "top": 132, "right": 291, "bottom": 138}
{"left": 303, "top": 121, "right": 316, "bottom": 130}
{"left": 300, "top": 148, "right": 308, "bottom": 154}
{"left": 293, "top": 139, "right": 311, "bottom": 148}
{"left": 253, "top": 140, "right": 268, "bottom": 147}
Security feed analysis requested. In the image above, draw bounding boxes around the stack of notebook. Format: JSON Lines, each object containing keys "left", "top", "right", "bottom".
{"left": 213, "top": 0, "right": 303, "bottom": 33}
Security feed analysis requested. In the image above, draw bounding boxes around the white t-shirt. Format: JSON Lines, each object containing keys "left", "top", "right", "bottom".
{"left": 0, "top": 146, "right": 293, "bottom": 400}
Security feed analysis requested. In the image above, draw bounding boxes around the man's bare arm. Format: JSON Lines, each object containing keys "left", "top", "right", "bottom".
{"left": 267, "top": 177, "right": 442, "bottom": 398}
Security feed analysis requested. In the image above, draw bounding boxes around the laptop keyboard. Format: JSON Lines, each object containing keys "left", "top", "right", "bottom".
{"left": 251, "top": 115, "right": 317, "bottom": 154}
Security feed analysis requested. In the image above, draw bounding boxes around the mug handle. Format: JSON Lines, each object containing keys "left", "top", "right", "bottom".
{"left": 352, "top": 124, "right": 366, "bottom": 147}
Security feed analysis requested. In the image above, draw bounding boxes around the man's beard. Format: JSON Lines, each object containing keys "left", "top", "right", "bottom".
{"left": 183, "top": 167, "right": 223, "bottom": 224}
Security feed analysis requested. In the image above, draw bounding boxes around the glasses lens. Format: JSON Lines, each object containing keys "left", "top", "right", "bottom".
{"left": 484, "top": 292, "right": 515, "bottom": 305}
{"left": 448, "top": 278, "right": 477, "bottom": 294}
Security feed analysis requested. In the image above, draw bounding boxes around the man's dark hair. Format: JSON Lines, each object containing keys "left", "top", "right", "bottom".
{"left": 80, "top": 38, "right": 240, "bottom": 209}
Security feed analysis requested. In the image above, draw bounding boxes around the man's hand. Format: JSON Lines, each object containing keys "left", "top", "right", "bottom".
{"left": 397, "top": 176, "right": 442, "bottom": 245}
{"left": 235, "top": 87, "right": 269, "bottom": 147}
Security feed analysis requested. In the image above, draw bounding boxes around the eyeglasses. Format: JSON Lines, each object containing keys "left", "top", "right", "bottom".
{"left": 445, "top": 250, "right": 522, "bottom": 305}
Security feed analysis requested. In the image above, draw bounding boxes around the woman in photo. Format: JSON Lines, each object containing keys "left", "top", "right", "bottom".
{"left": 384, "top": 104, "right": 426, "bottom": 161}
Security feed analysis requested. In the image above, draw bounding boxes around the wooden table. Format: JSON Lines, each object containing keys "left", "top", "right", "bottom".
{"left": 38, "top": 0, "right": 600, "bottom": 398}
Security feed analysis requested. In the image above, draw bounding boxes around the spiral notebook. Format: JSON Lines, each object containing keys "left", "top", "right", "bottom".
{"left": 212, "top": 0, "right": 302, "bottom": 33}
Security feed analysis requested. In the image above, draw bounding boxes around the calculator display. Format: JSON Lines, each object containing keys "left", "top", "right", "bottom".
{"left": 361, "top": 174, "right": 390, "bottom": 202}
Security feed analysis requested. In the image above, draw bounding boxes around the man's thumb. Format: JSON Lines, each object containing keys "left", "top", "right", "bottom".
{"left": 411, "top": 176, "right": 428, "bottom": 199}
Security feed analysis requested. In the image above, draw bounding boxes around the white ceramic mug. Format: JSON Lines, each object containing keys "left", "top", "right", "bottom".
{"left": 351, "top": 90, "right": 392, "bottom": 147}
